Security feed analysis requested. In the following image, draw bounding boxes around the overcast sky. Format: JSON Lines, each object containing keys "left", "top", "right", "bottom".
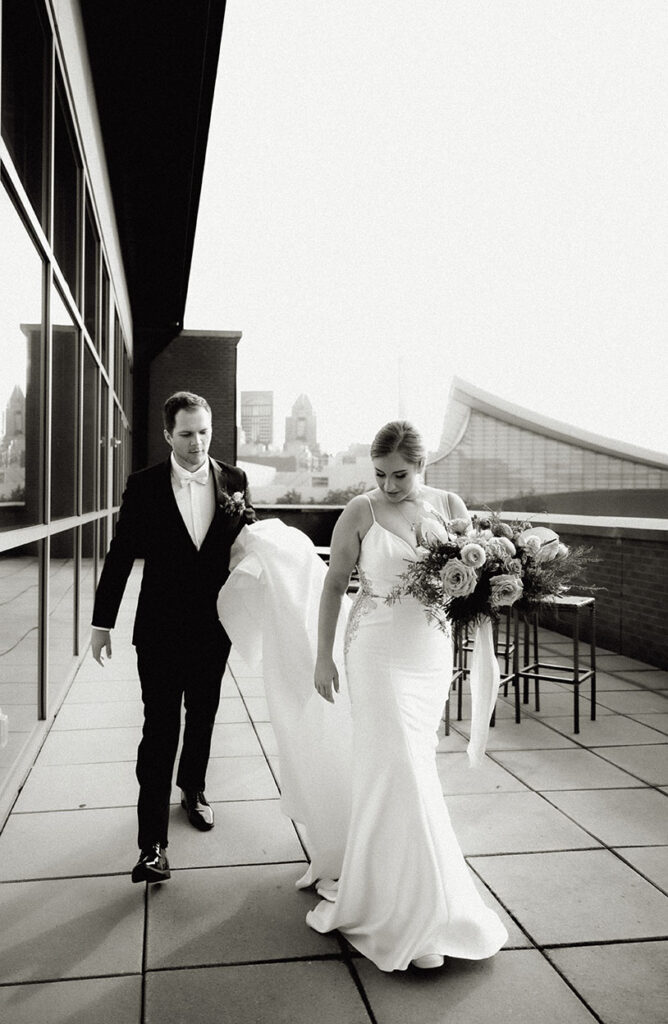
{"left": 185, "top": 0, "right": 668, "bottom": 457}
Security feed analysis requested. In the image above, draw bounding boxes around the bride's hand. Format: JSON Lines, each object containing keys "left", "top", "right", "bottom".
{"left": 314, "top": 657, "right": 339, "bottom": 704}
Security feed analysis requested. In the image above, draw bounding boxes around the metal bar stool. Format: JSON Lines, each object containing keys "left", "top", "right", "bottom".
{"left": 445, "top": 613, "right": 518, "bottom": 733}
{"left": 516, "top": 595, "right": 596, "bottom": 733}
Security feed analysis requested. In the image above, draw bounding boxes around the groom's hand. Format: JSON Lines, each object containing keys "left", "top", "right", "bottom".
{"left": 314, "top": 657, "right": 339, "bottom": 704}
{"left": 91, "top": 628, "right": 112, "bottom": 666}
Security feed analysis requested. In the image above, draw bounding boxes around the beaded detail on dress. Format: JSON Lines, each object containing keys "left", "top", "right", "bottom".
{"left": 344, "top": 567, "right": 378, "bottom": 656}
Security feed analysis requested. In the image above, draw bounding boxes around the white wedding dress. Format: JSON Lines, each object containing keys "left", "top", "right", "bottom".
{"left": 218, "top": 512, "right": 507, "bottom": 972}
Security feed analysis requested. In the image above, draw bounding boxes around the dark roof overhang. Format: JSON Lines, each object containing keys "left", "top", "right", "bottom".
{"left": 80, "top": 0, "right": 227, "bottom": 362}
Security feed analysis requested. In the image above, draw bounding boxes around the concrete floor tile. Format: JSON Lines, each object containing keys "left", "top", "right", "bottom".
{"left": 232, "top": 676, "right": 266, "bottom": 697}
{"left": 472, "top": 849, "right": 668, "bottom": 944}
{"left": 586, "top": 671, "right": 644, "bottom": 692}
{"left": 144, "top": 961, "right": 368, "bottom": 1024}
{"left": 523, "top": 692, "right": 606, "bottom": 717}
{"left": 457, "top": 716, "right": 578, "bottom": 751}
{"left": 436, "top": 727, "right": 469, "bottom": 752}
{"left": 544, "top": 788, "right": 668, "bottom": 845}
{"left": 591, "top": 744, "right": 668, "bottom": 786}
{"left": 447, "top": 791, "right": 597, "bottom": 856}
{"left": 491, "top": 748, "right": 642, "bottom": 791}
{"left": 52, "top": 700, "right": 144, "bottom": 730}
{"left": 0, "top": 976, "right": 142, "bottom": 1024}
{"left": 209, "top": 722, "right": 264, "bottom": 756}
{"left": 36, "top": 726, "right": 142, "bottom": 765}
{"left": 549, "top": 941, "right": 668, "bottom": 1024}
{"left": 243, "top": 695, "right": 270, "bottom": 721}
{"left": 596, "top": 689, "right": 668, "bottom": 715}
{"left": 627, "top": 713, "right": 668, "bottom": 736}
{"left": 167, "top": 799, "right": 305, "bottom": 868}
{"left": 613, "top": 669, "right": 668, "bottom": 691}
{"left": 0, "top": 875, "right": 144, "bottom": 982}
{"left": 220, "top": 675, "right": 239, "bottom": 698}
{"left": 0, "top": 806, "right": 138, "bottom": 880}
{"left": 65, "top": 678, "right": 140, "bottom": 702}
{"left": 201, "top": 755, "right": 280, "bottom": 801}
{"left": 73, "top": 663, "right": 140, "bottom": 684}
{"left": 469, "top": 871, "right": 531, "bottom": 948}
{"left": 253, "top": 721, "right": 279, "bottom": 756}
{"left": 14, "top": 760, "right": 136, "bottom": 812}
{"left": 357, "top": 949, "right": 597, "bottom": 1024}
{"left": 437, "top": 752, "right": 528, "bottom": 794}
{"left": 214, "top": 697, "right": 250, "bottom": 724}
{"left": 146, "top": 863, "right": 337, "bottom": 968}
{"left": 596, "top": 654, "right": 657, "bottom": 672}
{"left": 616, "top": 846, "right": 668, "bottom": 893}
{"left": 548, "top": 715, "right": 667, "bottom": 746}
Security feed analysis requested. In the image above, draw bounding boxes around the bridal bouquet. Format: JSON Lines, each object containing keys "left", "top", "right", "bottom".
{"left": 388, "top": 507, "right": 593, "bottom": 632}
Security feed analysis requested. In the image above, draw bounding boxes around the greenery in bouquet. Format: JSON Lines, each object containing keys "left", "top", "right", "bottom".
{"left": 387, "top": 506, "right": 594, "bottom": 632}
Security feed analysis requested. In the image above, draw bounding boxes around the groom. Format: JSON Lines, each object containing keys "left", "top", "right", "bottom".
{"left": 91, "top": 391, "right": 254, "bottom": 883}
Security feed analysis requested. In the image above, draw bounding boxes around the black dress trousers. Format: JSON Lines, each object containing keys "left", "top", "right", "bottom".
{"left": 135, "top": 627, "right": 231, "bottom": 849}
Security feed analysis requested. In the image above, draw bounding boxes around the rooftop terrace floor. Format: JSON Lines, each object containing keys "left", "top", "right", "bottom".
{"left": 0, "top": 585, "right": 667, "bottom": 1023}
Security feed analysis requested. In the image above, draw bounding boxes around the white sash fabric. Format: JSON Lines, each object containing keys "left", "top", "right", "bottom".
{"left": 217, "top": 519, "right": 353, "bottom": 884}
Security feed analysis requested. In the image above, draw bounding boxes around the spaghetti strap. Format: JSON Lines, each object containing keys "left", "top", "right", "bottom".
{"left": 443, "top": 492, "right": 452, "bottom": 520}
{"left": 364, "top": 493, "right": 376, "bottom": 522}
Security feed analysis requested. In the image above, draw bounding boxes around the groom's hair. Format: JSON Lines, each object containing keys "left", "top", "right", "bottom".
{"left": 163, "top": 391, "right": 212, "bottom": 434}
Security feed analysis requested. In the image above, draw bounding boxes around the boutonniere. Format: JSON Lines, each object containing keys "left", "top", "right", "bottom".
{"left": 220, "top": 490, "right": 246, "bottom": 516}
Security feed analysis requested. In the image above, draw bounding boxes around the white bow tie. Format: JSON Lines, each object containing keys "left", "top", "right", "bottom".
{"left": 178, "top": 467, "right": 209, "bottom": 488}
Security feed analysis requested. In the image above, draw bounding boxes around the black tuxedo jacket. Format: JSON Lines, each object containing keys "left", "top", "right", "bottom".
{"left": 93, "top": 457, "right": 254, "bottom": 647}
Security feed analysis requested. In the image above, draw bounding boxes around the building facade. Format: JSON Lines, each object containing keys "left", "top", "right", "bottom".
{"left": 427, "top": 378, "right": 668, "bottom": 516}
{"left": 240, "top": 390, "right": 274, "bottom": 448}
{"left": 0, "top": 0, "right": 232, "bottom": 823}
{"left": 284, "top": 393, "right": 319, "bottom": 456}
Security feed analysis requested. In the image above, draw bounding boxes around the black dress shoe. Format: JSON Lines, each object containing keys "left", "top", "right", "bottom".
{"left": 181, "top": 789, "right": 214, "bottom": 831}
{"left": 131, "top": 843, "right": 170, "bottom": 884}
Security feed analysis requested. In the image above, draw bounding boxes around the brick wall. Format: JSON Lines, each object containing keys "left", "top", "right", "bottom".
{"left": 147, "top": 330, "right": 241, "bottom": 466}
{"left": 526, "top": 525, "right": 668, "bottom": 670}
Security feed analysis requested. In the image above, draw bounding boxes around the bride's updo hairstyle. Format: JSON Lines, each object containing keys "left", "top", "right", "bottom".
{"left": 370, "top": 421, "right": 426, "bottom": 467}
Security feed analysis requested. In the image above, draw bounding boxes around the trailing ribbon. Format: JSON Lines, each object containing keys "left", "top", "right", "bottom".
{"left": 467, "top": 617, "right": 501, "bottom": 766}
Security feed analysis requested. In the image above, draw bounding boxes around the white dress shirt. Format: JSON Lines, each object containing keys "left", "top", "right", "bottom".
{"left": 92, "top": 454, "right": 217, "bottom": 633}
{"left": 169, "top": 452, "right": 216, "bottom": 550}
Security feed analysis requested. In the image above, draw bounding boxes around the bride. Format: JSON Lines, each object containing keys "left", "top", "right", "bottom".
{"left": 218, "top": 420, "right": 507, "bottom": 973}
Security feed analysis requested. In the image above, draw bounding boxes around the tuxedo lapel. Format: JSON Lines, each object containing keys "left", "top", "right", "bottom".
{"left": 202, "top": 459, "right": 237, "bottom": 551}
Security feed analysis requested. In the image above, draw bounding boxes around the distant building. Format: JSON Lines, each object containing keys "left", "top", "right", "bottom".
{"left": 285, "top": 394, "right": 319, "bottom": 456}
{"left": 240, "top": 391, "right": 273, "bottom": 447}
{"left": 427, "top": 378, "right": 668, "bottom": 516}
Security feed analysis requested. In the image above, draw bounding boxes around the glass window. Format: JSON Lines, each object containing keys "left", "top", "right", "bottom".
{"left": 53, "top": 69, "right": 80, "bottom": 300}
{"left": 82, "top": 345, "right": 98, "bottom": 513}
{"left": 98, "top": 516, "right": 108, "bottom": 561}
{"left": 0, "top": 541, "right": 40, "bottom": 789}
{"left": 48, "top": 528, "right": 76, "bottom": 709}
{"left": 80, "top": 520, "right": 97, "bottom": 641}
{"left": 0, "top": 186, "right": 43, "bottom": 531}
{"left": 50, "top": 286, "right": 78, "bottom": 520}
{"left": 113, "top": 404, "right": 123, "bottom": 505}
{"left": 0, "top": 0, "right": 49, "bottom": 225}
{"left": 84, "top": 198, "right": 99, "bottom": 346}
{"left": 114, "top": 318, "right": 125, "bottom": 409}
{"left": 124, "top": 347, "right": 132, "bottom": 421}
{"left": 100, "top": 265, "right": 110, "bottom": 371}
{"left": 100, "top": 379, "right": 109, "bottom": 509}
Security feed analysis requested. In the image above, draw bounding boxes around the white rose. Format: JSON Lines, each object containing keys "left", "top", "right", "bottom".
{"left": 460, "top": 543, "right": 486, "bottom": 568}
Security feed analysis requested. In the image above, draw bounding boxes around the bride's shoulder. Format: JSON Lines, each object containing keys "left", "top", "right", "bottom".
{"left": 345, "top": 491, "right": 374, "bottom": 517}
{"left": 337, "top": 491, "right": 374, "bottom": 530}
